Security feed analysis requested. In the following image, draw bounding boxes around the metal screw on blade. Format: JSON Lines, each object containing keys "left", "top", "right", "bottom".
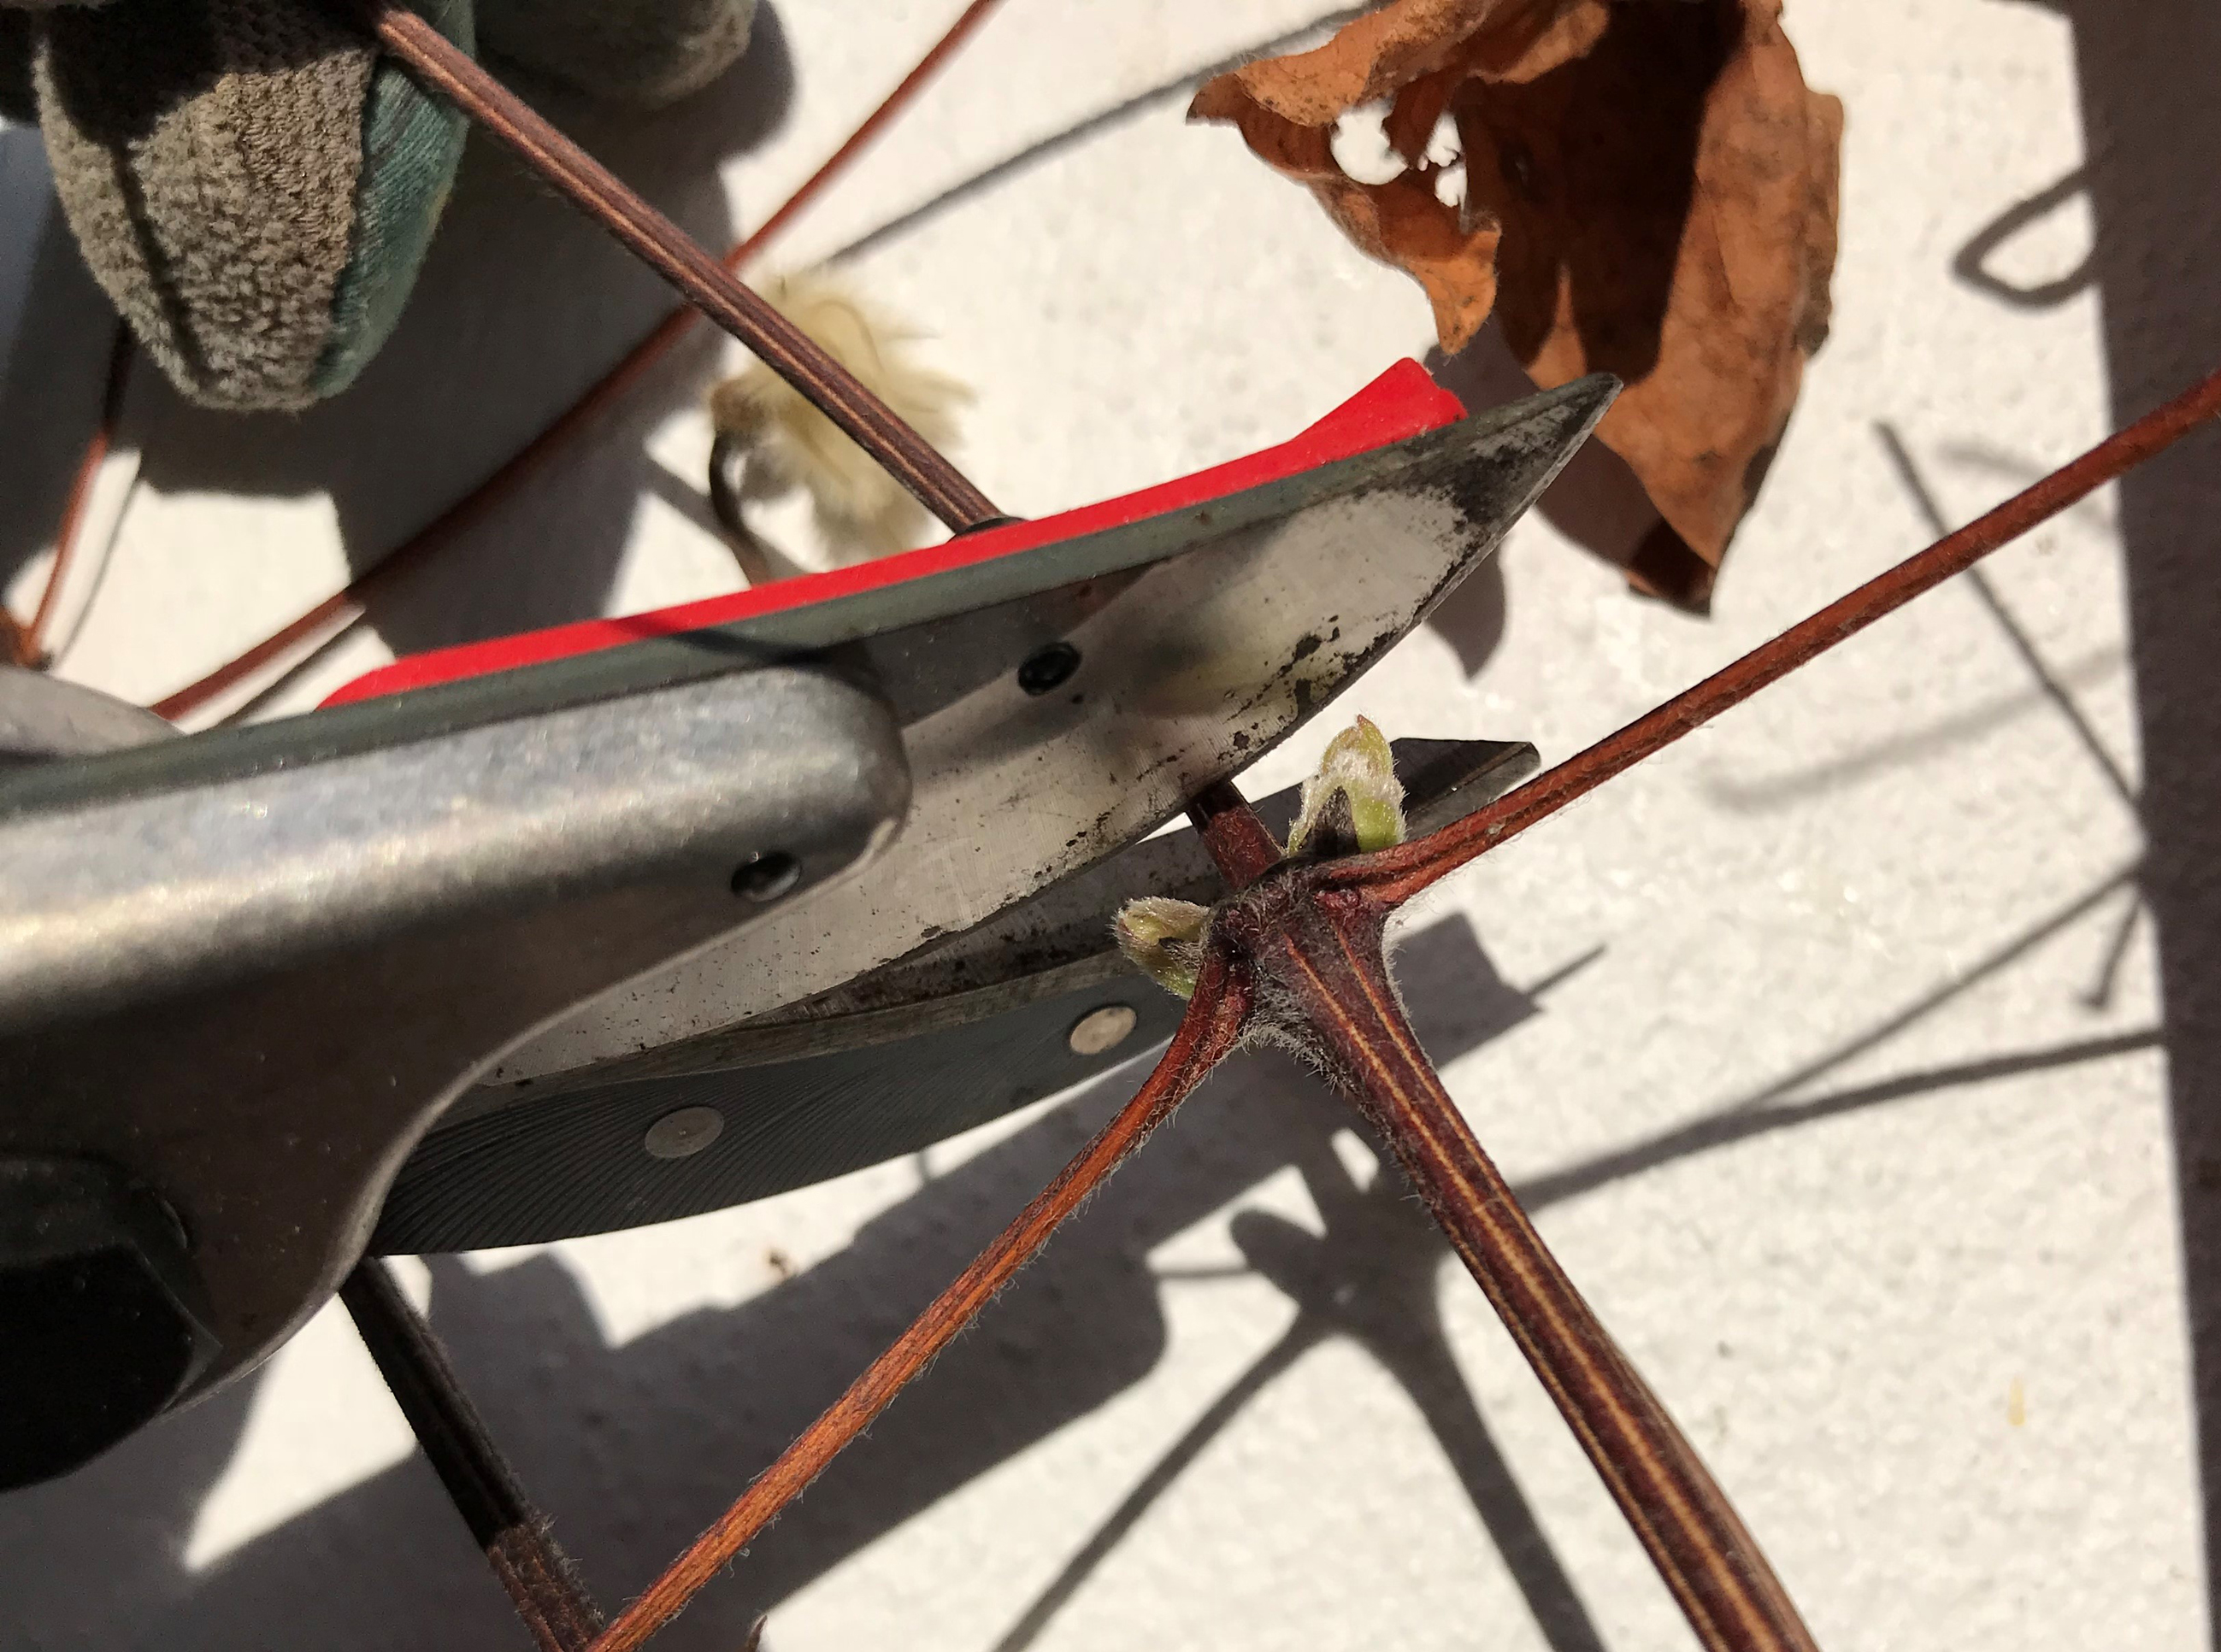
{"left": 644, "top": 1108, "right": 726, "bottom": 1161}
{"left": 1067, "top": 1005, "right": 1139, "bottom": 1055}
{"left": 1017, "top": 643, "right": 1082, "bottom": 695}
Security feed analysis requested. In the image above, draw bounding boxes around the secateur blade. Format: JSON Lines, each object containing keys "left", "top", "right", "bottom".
{"left": 0, "top": 362, "right": 1605, "bottom": 1437}
{"left": 374, "top": 737, "right": 1544, "bottom": 1252}
{"left": 351, "top": 361, "right": 1612, "bottom": 1251}
{"left": 338, "top": 361, "right": 1615, "bottom": 1091}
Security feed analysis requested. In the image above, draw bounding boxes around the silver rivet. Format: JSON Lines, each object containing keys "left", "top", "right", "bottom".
{"left": 644, "top": 1106, "right": 724, "bottom": 1160}
{"left": 1068, "top": 1004, "right": 1138, "bottom": 1056}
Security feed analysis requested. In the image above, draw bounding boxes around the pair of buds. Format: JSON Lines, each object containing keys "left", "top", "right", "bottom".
{"left": 1114, "top": 717, "right": 1405, "bottom": 997}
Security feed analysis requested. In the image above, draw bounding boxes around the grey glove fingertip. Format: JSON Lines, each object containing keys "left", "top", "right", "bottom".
{"left": 34, "top": 0, "right": 472, "bottom": 411}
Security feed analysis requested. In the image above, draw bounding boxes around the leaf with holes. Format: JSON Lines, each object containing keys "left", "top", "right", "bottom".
{"left": 1192, "top": 0, "right": 1842, "bottom": 611}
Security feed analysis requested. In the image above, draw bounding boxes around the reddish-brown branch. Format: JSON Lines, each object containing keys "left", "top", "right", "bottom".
{"left": 3, "top": 323, "right": 132, "bottom": 669}
{"left": 27, "top": 324, "right": 133, "bottom": 667}
{"left": 1344, "top": 360, "right": 2221, "bottom": 905}
{"left": 585, "top": 955, "right": 1254, "bottom": 1652}
{"left": 357, "top": 2, "right": 997, "bottom": 531}
{"left": 340, "top": 1261, "right": 604, "bottom": 1651}
{"left": 150, "top": 2, "right": 1004, "bottom": 720}
{"left": 1173, "top": 767, "right": 1823, "bottom": 1652}
{"left": 1159, "top": 358, "right": 2221, "bottom": 1645}
{"left": 1186, "top": 779, "right": 1284, "bottom": 889}
{"left": 1233, "top": 873, "right": 1817, "bottom": 1652}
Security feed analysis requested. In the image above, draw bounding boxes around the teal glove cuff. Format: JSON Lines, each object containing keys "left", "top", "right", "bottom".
{"left": 315, "top": 0, "right": 472, "bottom": 397}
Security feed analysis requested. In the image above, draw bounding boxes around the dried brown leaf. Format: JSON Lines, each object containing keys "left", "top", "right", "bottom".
{"left": 1193, "top": 0, "right": 1842, "bottom": 610}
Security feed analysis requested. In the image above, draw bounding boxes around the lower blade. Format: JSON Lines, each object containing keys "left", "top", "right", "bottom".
{"left": 376, "top": 737, "right": 1538, "bottom": 1250}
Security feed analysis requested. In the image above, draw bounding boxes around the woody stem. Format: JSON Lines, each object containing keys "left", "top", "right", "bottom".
{"left": 1208, "top": 823, "right": 1821, "bottom": 1652}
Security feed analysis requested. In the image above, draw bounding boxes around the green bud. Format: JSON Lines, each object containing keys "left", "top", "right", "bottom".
{"left": 1113, "top": 896, "right": 1211, "bottom": 998}
{"left": 1287, "top": 715, "right": 1405, "bottom": 858}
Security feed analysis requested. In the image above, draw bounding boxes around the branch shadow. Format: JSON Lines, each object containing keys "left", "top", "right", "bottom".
{"left": 990, "top": 1126, "right": 1611, "bottom": 1652}
{"left": 1950, "top": 165, "right": 2096, "bottom": 312}
{"left": 823, "top": 5, "right": 1371, "bottom": 271}
{"left": 1698, "top": 645, "right": 2125, "bottom": 812}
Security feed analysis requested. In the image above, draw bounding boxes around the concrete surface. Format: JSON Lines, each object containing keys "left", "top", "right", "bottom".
{"left": 3, "top": 1, "right": 2218, "bottom": 1648}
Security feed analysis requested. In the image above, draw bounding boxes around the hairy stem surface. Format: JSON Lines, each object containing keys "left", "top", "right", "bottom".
{"left": 587, "top": 956, "right": 1252, "bottom": 1652}
{"left": 1222, "top": 874, "right": 1817, "bottom": 1652}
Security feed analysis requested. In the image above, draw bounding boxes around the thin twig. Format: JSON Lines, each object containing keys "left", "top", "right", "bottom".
{"left": 1193, "top": 359, "right": 2221, "bottom": 1647}
{"left": 1186, "top": 779, "right": 1285, "bottom": 889}
{"left": 339, "top": 1261, "right": 604, "bottom": 1652}
{"left": 1173, "top": 762, "right": 1827, "bottom": 1652}
{"left": 356, "top": 1, "right": 997, "bottom": 532}
{"left": 152, "top": 0, "right": 1002, "bottom": 722}
{"left": 1343, "top": 361, "right": 2221, "bottom": 904}
{"left": 27, "top": 323, "right": 133, "bottom": 667}
{"left": 585, "top": 960, "right": 1253, "bottom": 1652}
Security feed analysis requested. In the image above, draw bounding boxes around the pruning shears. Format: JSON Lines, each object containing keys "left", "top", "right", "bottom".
{"left": 0, "top": 360, "right": 1612, "bottom": 1488}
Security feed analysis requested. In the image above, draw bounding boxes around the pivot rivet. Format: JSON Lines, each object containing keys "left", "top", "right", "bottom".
{"left": 1068, "top": 1004, "right": 1138, "bottom": 1056}
{"left": 644, "top": 1107, "right": 725, "bottom": 1161}
{"left": 1017, "top": 643, "right": 1081, "bottom": 696}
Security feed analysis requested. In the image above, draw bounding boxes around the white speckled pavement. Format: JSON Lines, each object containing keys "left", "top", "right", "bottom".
{"left": 3, "top": 3, "right": 2218, "bottom": 1648}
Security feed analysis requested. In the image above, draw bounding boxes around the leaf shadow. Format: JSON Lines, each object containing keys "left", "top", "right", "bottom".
{"left": 1951, "top": 165, "right": 2096, "bottom": 312}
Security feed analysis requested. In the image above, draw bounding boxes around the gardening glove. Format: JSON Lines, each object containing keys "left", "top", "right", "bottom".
{"left": 0, "top": 0, "right": 756, "bottom": 414}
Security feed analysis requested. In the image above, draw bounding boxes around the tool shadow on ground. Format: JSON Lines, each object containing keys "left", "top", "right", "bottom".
{"left": 0, "top": 915, "right": 1565, "bottom": 1651}
{"left": 0, "top": 897, "right": 2162, "bottom": 1650}
{"left": 1794, "top": 8, "right": 2221, "bottom": 1618}
{"left": 1910, "top": 3, "right": 2221, "bottom": 1629}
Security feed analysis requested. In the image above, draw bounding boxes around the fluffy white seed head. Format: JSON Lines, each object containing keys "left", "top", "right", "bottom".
{"left": 707, "top": 269, "right": 972, "bottom": 561}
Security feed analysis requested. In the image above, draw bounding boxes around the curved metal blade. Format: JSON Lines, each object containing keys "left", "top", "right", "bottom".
{"left": 375, "top": 737, "right": 1539, "bottom": 1251}
{"left": 494, "top": 374, "right": 1611, "bottom": 1088}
